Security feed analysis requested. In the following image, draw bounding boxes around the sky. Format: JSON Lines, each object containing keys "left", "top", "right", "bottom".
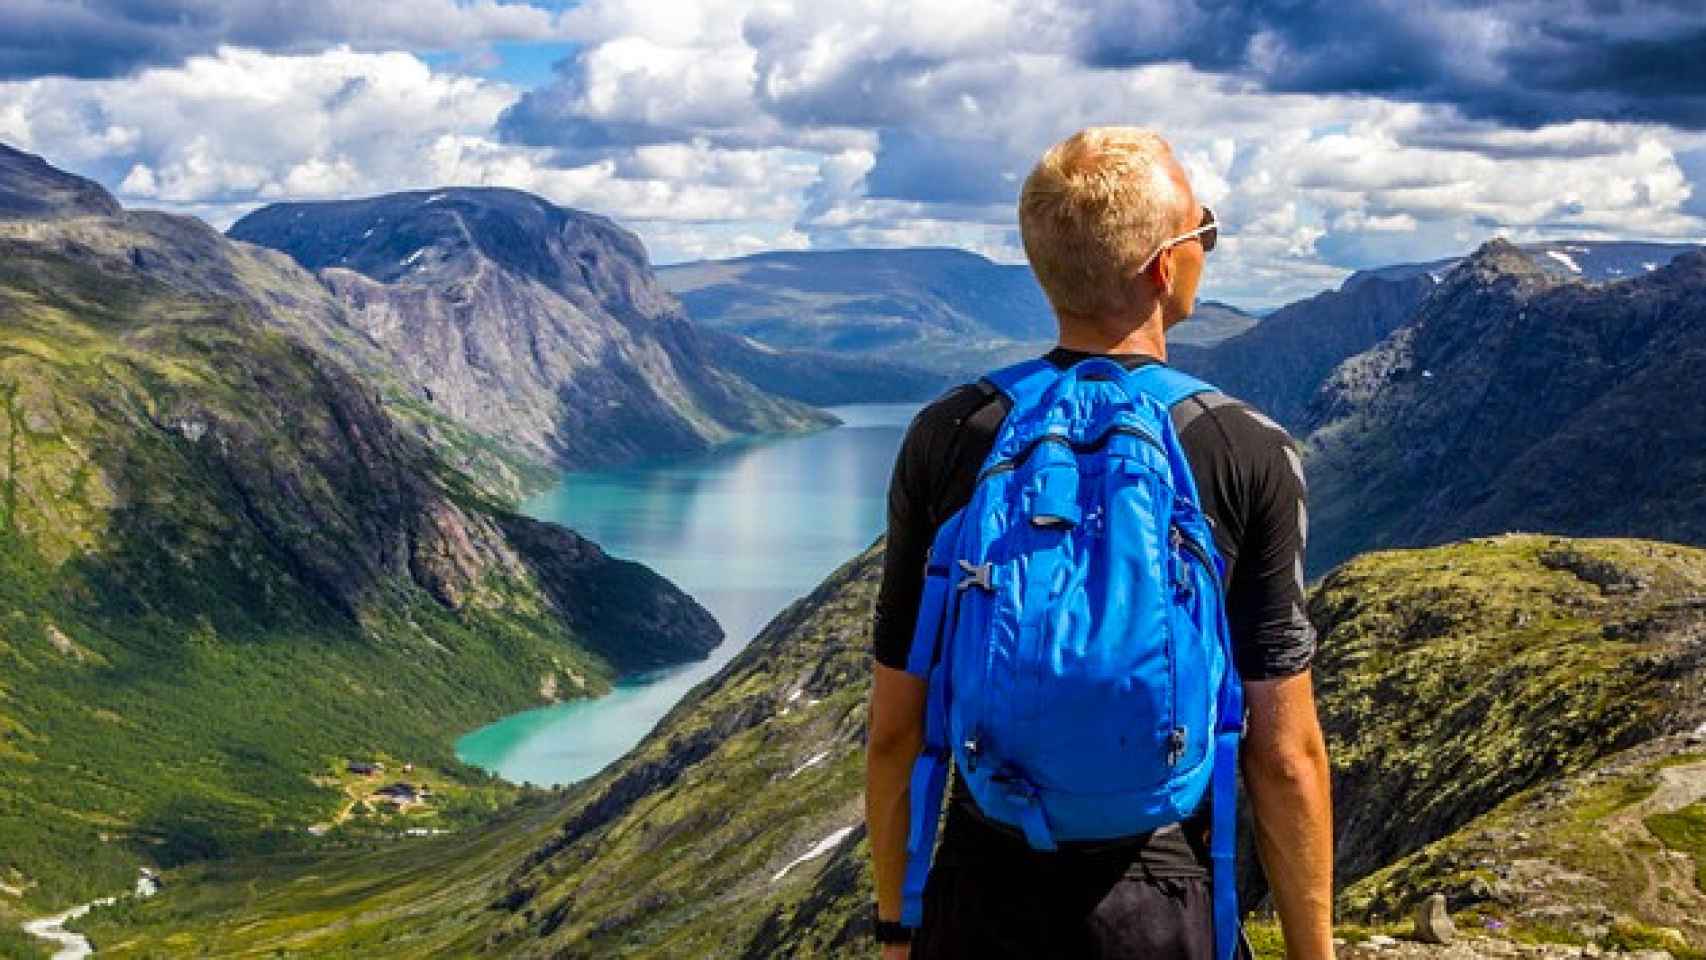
{"left": 2, "top": 0, "right": 1704, "bottom": 306}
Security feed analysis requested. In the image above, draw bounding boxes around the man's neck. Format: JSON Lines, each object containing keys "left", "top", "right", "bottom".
{"left": 1054, "top": 313, "right": 1168, "bottom": 360}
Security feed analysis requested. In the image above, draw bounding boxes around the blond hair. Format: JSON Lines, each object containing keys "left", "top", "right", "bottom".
{"left": 1018, "top": 127, "right": 1190, "bottom": 318}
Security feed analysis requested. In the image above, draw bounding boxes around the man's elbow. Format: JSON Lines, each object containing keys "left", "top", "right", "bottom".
{"left": 867, "top": 714, "right": 924, "bottom": 760}
{"left": 1244, "top": 732, "right": 1330, "bottom": 793}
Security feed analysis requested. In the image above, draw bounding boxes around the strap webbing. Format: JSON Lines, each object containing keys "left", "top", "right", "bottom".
{"left": 1128, "top": 362, "right": 1217, "bottom": 410}
{"left": 1211, "top": 622, "right": 1247, "bottom": 960}
{"left": 1211, "top": 728, "right": 1241, "bottom": 960}
{"left": 981, "top": 357, "right": 1061, "bottom": 411}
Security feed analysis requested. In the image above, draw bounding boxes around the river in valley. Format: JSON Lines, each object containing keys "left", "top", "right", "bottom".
{"left": 454, "top": 403, "right": 918, "bottom": 787}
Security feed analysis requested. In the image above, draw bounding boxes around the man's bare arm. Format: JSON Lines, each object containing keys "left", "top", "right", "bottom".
{"left": 866, "top": 664, "right": 927, "bottom": 934}
{"left": 1242, "top": 670, "right": 1335, "bottom": 960}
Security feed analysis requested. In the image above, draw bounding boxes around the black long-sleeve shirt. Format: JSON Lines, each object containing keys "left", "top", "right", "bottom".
{"left": 871, "top": 348, "right": 1316, "bottom": 876}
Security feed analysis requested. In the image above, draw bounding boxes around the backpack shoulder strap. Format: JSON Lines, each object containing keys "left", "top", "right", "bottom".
{"left": 980, "top": 357, "right": 1062, "bottom": 412}
{"left": 1127, "top": 362, "right": 1217, "bottom": 410}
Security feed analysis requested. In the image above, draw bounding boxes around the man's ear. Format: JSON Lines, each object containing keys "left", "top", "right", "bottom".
{"left": 1143, "top": 244, "right": 1175, "bottom": 297}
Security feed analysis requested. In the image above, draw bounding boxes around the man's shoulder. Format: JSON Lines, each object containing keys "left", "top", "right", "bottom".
{"left": 1173, "top": 390, "right": 1298, "bottom": 452}
{"left": 907, "top": 380, "right": 1005, "bottom": 442}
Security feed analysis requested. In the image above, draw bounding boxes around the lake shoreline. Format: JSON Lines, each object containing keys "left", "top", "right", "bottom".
{"left": 456, "top": 403, "right": 917, "bottom": 788}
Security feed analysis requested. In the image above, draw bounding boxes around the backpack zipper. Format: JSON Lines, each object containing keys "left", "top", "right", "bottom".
{"left": 1167, "top": 526, "right": 1186, "bottom": 766}
{"left": 1170, "top": 525, "right": 1223, "bottom": 768}
{"left": 976, "top": 424, "right": 1165, "bottom": 484}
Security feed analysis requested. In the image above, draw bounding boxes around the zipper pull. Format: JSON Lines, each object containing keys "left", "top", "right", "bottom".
{"left": 1169, "top": 528, "right": 1191, "bottom": 599}
{"left": 1167, "top": 727, "right": 1187, "bottom": 766}
{"left": 963, "top": 736, "right": 981, "bottom": 772}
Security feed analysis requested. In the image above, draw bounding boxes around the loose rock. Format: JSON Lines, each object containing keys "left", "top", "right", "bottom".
{"left": 1415, "top": 893, "right": 1457, "bottom": 944}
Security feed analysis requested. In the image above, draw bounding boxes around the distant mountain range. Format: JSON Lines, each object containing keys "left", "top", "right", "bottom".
{"left": 0, "top": 141, "right": 793, "bottom": 918}
{"left": 658, "top": 248, "right": 1259, "bottom": 379}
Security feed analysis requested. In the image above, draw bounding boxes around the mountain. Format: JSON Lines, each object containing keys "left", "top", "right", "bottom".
{"left": 1304, "top": 239, "right": 1706, "bottom": 574}
{"left": 229, "top": 188, "right": 833, "bottom": 470}
{"left": 658, "top": 249, "right": 1259, "bottom": 379}
{"left": 697, "top": 329, "right": 948, "bottom": 405}
{"left": 1346, "top": 241, "right": 1701, "bottom": 286}
{"left": 0, "top": 210, "right": 722, "bottom": 919}
{"left": 1171, "top": 271, "right": 1438, "bottom": 432}
{"left": 1169, "top": 241, "right": 1702, "bottom": 436}
{"left": 0, "top": 143, "right": 122, "bottom": 220}
{"left": 73, "top": 536, "right": 1706, "bottom": 957}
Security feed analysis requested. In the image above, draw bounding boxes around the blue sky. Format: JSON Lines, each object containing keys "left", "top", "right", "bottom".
{"left": 2, "top": 0, "right": 1703, "bottom": 306}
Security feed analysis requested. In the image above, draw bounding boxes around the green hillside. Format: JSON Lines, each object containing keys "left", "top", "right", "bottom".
{"left": 0, "top": 240, "right": 721, "bottom": 924}
{"left": 67, "top": 535, "right": 1706, "bottom": 957}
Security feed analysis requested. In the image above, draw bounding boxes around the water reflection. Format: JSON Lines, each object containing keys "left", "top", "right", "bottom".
{"left": 455, "top": 402, "right": 918, "bottom": 787}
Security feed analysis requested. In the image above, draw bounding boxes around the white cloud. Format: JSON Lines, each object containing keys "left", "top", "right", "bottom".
{"left": 1, "top": 2, "right": 1702, "bottom": 308}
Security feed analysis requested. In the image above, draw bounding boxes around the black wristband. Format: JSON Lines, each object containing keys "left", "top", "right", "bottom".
{"left": 872, "top": 906, "right": 913, "bottom": 944}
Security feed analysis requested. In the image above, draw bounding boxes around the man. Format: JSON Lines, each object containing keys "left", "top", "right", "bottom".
{"left": 864, "top": 127, "right": 1335, "bottom": 959}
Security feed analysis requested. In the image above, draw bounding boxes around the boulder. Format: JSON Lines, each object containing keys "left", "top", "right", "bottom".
{"left": 1414, "top": 893, "right": 1457, "bottom": 944}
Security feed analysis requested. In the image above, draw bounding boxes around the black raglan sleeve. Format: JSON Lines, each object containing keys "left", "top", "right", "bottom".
{"left": 1221, "top": 406, "right": 1317, "bottom": 681}
{"left": 871, "top": 406, "right": 944, "bottom": 671}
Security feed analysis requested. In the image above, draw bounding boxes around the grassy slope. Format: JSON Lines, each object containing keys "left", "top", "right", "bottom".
{"left": 0, "top": 245, "right": 717, "bottom": 928}
{"left": 75, "top": 535, "right": 1706, "bottom": 957}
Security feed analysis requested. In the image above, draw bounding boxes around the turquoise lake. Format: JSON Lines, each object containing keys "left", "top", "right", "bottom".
{"left": 454, "top": 403, "right": 919, "bottom": 787}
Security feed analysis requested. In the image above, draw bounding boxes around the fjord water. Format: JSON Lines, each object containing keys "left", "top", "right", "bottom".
{"left": 455, "top": 403, "right": 919, "bottom": 786}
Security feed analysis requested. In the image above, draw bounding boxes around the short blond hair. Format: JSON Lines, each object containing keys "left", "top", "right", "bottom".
{"left": 1018, "top": 127, "right": 1190, "bottom": 318}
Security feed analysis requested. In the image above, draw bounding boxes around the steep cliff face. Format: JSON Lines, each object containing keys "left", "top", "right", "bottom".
{"left": 0, "top": 237, "right": 721, "bottom": 910}
{"left": 1304, "top": 241, "right": 1706, "bottom": 574}
{"left": 229, "top": 188, "right": 834, "bottom": 468}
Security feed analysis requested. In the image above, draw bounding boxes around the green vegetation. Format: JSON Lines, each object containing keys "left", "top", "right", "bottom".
{"left": 66, "top": 533, "right": 1706, "bottom": 957}
{"left": 65, "top": 794, "right": 570, "bottom": 957}
{"left": 1313, "top": 535, "right": 1706, "bottom": 885}
{"left": 1647, "top": 801, "right": 1706, "bottom": 892}
{"left": 0, "top": 241, "right": 716, "bottom": 930}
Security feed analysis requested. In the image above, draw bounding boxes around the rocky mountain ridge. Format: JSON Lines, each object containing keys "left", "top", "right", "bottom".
{"left": 1304, "top": 239, "right": 1706, "bottom": 574}
{"left": 0, "top": 143, "right": 121, "bottom": 220}
{"left": 230, "top": 188, "right": 834, "bottom": 469}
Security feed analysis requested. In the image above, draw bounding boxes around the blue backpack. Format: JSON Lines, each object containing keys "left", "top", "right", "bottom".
{"left": 900, "top": 356, "right": 1246, "bottom": 960}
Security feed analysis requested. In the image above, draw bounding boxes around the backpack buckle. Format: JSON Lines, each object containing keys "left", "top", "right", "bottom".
{"left": 956, "top": 559, "right": 994, "bottom": 592}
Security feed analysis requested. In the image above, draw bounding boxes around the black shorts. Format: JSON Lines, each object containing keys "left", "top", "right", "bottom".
{"left": 913, "top": 866, "right": 1252, "bottom": 960}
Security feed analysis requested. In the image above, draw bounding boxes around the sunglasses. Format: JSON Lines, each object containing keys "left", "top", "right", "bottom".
{"left": 1138, "top": 206, "right": 1218, "bottom": 273}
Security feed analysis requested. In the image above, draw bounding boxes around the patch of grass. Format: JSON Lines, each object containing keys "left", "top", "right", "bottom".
{"left": 1646, "top": 802, "right": 1706, "bottom": 892}
{"left": 1604, "top": 918, "right": 1706, "bottom": 960}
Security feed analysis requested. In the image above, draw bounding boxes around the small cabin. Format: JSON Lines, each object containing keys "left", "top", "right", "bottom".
{"left": 347, "top": 761, "right": 380, "bottom": 777}
{"left": 374, "top": 782, "right": 419, "bottom": 805}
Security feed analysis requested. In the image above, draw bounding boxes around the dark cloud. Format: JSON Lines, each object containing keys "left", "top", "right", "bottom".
{"left": 1080, "top": 0, "right": 1706, "bottom": 129}
{"left": 0, "top": 0, "right": 555, "bottom": 79}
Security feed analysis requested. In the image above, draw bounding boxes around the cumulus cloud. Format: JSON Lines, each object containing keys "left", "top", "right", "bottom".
{"left": 1, "top": 1, "right": 1703, "bottom": 305}
{"left": 492, "top": 0, "right": 1705, "bottom": 302}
